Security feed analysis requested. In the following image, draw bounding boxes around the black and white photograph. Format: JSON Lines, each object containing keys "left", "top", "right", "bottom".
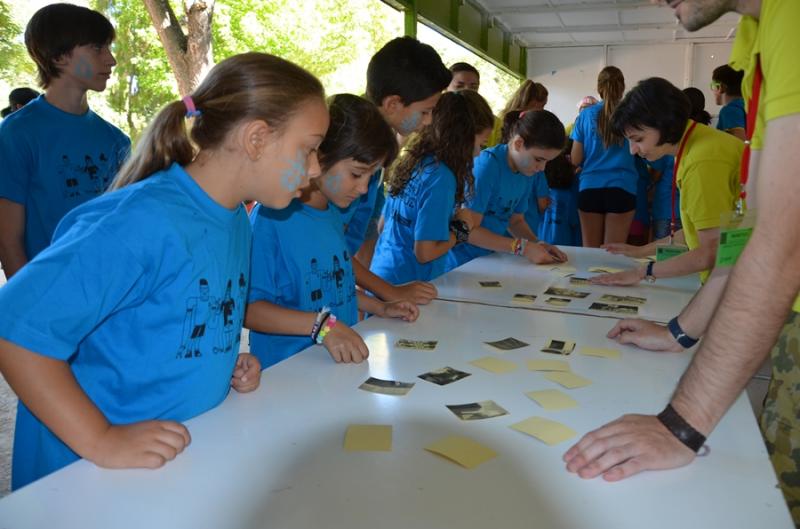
{"left": 479, "top": 280, "right": 502, "bottom": 288}
{"left": 589, "top": 302, "right": 639, "bottom": 315}
{"left": 418, "top": 366, "right": 471, "bottom": 386}
{"left": 569, "top": 277, "right": 591, "bottom": 286}
{"left": 541, "top": 339, "right": 576, "bottom": 355}
{"left": 544, "top": 286, "right": 591, "bottom": 298}
{"left": 545, "top": 297, "right": 572, "bottom": 307}
{"left": 358, "top": 377, "right": 415, "bottom": 396}
{"left": 512, "top": 293, "right": 537, "bottom": 304}
{"left": 446, "top": 400, "right": 509, "bottom": 421}
{"left": 600, "top": 294, "right": 647, "bottom": 305}
{"left": 395, "top": 338, "right": 438, "bottom": 350}
{"left": 485, "top": 337, "right": 530, "bottom": 351}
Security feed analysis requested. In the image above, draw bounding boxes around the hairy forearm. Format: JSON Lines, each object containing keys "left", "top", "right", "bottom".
{"left": 244, "top": 301, "right": 315, "bottom": 336}
{"left": 672, "top": 227, "right": 800, "bottom": 434}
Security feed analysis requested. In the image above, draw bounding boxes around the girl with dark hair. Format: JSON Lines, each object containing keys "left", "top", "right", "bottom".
{"left": 246, "top": 94, "right": 417, "bottom": 370}
{"left": 445, "top": 110, "right": 569, "bottom": 272}
{"left": 0, "top": 52, "right": 329, "bottom": 488}
{"left": 683, "top": 87, "right": 712, "bottom": 125}
{"left": 570, "top": 66, "right": 639, "bottom": 248}
{"left": 370, "top": 90, "right": 494, "bottom": 284}
{"left": 711, "top": 64, "right": 746, "bottom": 140}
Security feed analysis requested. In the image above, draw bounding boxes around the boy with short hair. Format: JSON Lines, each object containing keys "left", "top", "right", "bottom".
{"left": 0, "top": 3, "right": 130, "bottom": 279}
{"left": 343, "top": 36, "right": 451, "bottom": 305}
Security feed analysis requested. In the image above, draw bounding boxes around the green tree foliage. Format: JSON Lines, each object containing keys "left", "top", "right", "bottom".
{"left": 0, "top": 0, "right": 35, "bottom": 88}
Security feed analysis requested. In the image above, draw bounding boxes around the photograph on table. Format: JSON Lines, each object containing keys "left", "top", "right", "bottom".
{"left": 446, "top": 400, "right": 509, "bottom": 421}
{"left": 358, "top": 377, "right": 415, "bottom": 396}
{"left": 541, "top": 339, "right": 576, "bottom": 355}
{"left": 544, "top": 286, "right": 591, "bottom": 298}
{"left": 589, "top": 302, "right": 639, "bottom": 315}
{"left": 418, "top": 366, "right": 471, "bottom": 386}
{"left": 479, "top": 280, "right": 502, "bottom": 288}
{"left": 512, "top": 293, "right": 537, "bottom": 304}
{"left": 545, "top": 297, "right": 572, "bottom": 307}
{"left": 599, "top": 294, "right": 647, "bottom": 305}
{"left": 485, "top": 337, "right": 530, "bottom": 350}
{"left": 395, "top": 339, "right": 438, "bottom": 350}
{"left": 569, "top": 277, "right": 591, "bottom": 286}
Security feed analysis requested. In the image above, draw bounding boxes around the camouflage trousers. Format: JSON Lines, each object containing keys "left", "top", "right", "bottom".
{"left": 760, "top": 311, "right": 800, "bottom": 526}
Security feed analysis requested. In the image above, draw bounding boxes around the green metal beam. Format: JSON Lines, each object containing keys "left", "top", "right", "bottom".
{"left": 380, "top": 0, "right": 525, "bottom": 80}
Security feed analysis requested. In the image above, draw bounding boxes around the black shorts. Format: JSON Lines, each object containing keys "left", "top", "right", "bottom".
{"left": 578, "top": 187, "right": 636, "bottom": 214}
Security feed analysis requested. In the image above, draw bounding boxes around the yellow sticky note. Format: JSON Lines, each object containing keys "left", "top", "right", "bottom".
{"left": 544, "top": 371, "right": 592, "bottom": 389}
{"left": 425, "top": 435, "right": 497, "bottom": 469}
{"left": 527, "top": 359, "right": 570, "bottom": 372}
{"left": 470, "top": 356, "right": 518, "bottom": 374}
{"left": 510, "top": 416, "right": 577, "bottom": 446}
{"left": 579, "top": 347, "right": 621, "bottom": 359}
{"left": 526, "top": 389, "right": 578, "bottom": 411}
{"left": 344, "top": 425, "right": 392, "bottom": 452}
{"left": 588, "top": 266, "right": 624, "bottom": 274}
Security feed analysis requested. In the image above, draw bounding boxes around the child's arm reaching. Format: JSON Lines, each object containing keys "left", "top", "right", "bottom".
{"left": 357, "top": 292, "right": 419, "bottom": 322}
{"left": 0, "top": 338, "right": 191, "bottom": 470}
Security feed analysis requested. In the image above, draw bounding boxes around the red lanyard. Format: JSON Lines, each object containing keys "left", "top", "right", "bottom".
{"left": 670, "top": 120, "right": 698, "bottom": 240}
{"left": 738, "top": 57, "right": 763, "bottom": 213}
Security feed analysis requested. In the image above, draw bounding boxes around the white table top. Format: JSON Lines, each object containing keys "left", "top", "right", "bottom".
{"left": 433, "top": 247, "right": 700, "bottom": 323}
{"left": 0, "top": 299, "right": 791, "bottom": 528}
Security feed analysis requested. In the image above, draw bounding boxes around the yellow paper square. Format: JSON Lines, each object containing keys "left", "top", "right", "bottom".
{"left": 579, "top": 347, "right": 621, "bottom": 359}
{"left": 344, "top": 425, "right": 392, "bottom": 452}
{"left": 470, "top": 356, "right": 517, "bottom": 374}
{"left": 425, "top": 435, "right": 497, "bottom": 469}
{"left": 588, "top": 266, "right": 624, "bottom": 274}
{"left": 526, "top": 389, "right": 578, "bottom": 411}
{"left": 510, "top": 416, "right": 577, "bottom": 445}
{"left": 544, "top": 371, "right": 592, "bottom": 389}
{"left": 527, "top": 359, "right": 570, "bottom": 372}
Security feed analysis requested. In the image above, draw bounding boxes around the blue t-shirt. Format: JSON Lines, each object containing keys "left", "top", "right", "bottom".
{"left": 649, "top": 156, "right": 679, "bottom": 222}
{"left": 0, "top": 95, "right": 130, "bottom": 259}
{"left": 633, "top": 158, "right": 652, "bottom": 224}
{"left": 446, "top": 144, "right": 532, "bottom": 271}
{"left": 523, "top": 171, "right": 550, "bottom": 237}
{"left": 370, "top": 156, "right": 455, "bottom": 284}
{"left": 540, "top": 179, "right": 581, "bottom": 246}
{"left": 570, "top": 102, "right": 638, "bottom": 195}
{"left": 339, "top": 169, "right": 383, "bottom": 255}
{"left": 0, "top": 163, "right": 250, "bottom": 489}
{"left": 249, "top": 200, "right": 358, "bottom": 368}
{"left": 717, "top": 98, "right": 746, "bottom": 132}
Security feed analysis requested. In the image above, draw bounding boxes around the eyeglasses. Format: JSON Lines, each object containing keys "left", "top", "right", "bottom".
{"left": 710, "top": 81, "right": 722, "bottom": 90}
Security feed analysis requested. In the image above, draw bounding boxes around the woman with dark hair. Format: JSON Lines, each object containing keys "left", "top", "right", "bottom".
{"left": 445, "top": 109, "right": 568, "bottom": 272}
{"left": 592, "top": 77, "right": 742, "bottom": 287}
{"left": 570, "top": 66, "right": 639, "bottom": 247}
{"left": 682, "top": 87, "right": 712, "bottom": 125}
{"left": 711, "top": 64, "right": 746, "bottom": 140}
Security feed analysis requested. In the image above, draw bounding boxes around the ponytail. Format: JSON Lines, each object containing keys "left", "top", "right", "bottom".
{"left": 502, "top": 110, "right": 566, "bottom": 151}
{"left": 596, "top": 66, "right": 625, "bottom": 148}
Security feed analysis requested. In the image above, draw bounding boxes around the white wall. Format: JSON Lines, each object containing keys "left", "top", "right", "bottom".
{"left": 527, "top": 42, "right": 734, "bottom": 129}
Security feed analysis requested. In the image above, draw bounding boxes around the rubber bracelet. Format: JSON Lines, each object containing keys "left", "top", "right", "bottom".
{"left": 316, "top": 313, "right": 338, "bottom": 344}
{"left": 310, "top": 307, "right": 331, "bottom": 342}
{"left": 657, "top": 404, "right": 706, "bottom": 453}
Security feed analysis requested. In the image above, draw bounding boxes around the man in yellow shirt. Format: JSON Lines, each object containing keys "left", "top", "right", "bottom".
{"left": 590, "top": 77, "right": 742, "bottom": 286}
{"left": 563, "top": 0, "right": 800, "bottom": 523}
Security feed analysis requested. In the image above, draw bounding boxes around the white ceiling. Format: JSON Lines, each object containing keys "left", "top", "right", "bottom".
{"left": 473, "top": 0, "right": 741, "bottom": 48}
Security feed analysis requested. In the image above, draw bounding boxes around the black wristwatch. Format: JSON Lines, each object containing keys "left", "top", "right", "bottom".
{"left": 667, "top": 317, "right": 699, "bottom": 348}
{"left": 449, "top": 219, "right": 470, "bottom": 245}
{"left": 644, "top": 260, "right": 656, "bottom": 283}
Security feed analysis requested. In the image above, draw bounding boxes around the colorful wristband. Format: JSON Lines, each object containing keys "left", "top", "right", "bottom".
{"left": 315, "top": 313, "right": 338, "bottom": 344}
{"left": 310, "top": 307, "right": 331, "bottom": 343}
{"left": 511, "top": 238, "right": 528, "bottom": 256}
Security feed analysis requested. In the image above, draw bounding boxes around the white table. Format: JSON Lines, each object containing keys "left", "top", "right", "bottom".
{"left": 0, "top": 300, "right": 791, "bottom": 528}
{"left": 433, "top": 247, "right": 700, "bottom": 323}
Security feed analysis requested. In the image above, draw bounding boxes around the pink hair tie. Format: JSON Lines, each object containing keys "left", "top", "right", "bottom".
{"left": 182, "top": 95, "right": 201, "bottom": 118}
{"left": 519, "top": 111, "right": 528, "bottom": 118}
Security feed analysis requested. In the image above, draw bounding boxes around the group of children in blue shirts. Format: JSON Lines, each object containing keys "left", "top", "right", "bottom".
{"left": 0, "top": 4, "right": 573, "bottom": 491}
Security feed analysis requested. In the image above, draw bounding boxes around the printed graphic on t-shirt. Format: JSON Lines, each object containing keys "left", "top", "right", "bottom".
{"left": 177, "top": 274, "right": 247, "bottom": 359}
{"left": 303, "top": 251, "right": 355, "bottom": 312}
{"left": 57, "top": 148, "right": 123, "bottom": 198}
{"left": 486, "top": 196, "right": 516, "bottom": 219}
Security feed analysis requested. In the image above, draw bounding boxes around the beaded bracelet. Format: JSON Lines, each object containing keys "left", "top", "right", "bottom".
{"left": 315, "top": 313, "right": 338, "bottom": 344}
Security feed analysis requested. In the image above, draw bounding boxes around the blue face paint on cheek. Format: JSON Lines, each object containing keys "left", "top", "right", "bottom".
{"left": 325, "top": 172, "right": 343, "bottom": 195}
{"left": 280, "top": 149, "right": 307, "bottom": 192}
{"left": 399, "top": 111, "right": 421, "bottom": 135}
{"left": 74, "top": 56, "right": 94, "bottom": 80}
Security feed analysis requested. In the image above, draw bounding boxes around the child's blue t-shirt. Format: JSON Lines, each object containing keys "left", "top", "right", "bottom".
{"left": 0, "top": 95, "right": 130, "bottom": 259}
{"left": 338, "top": 169, "right": 383, "bottom": 255}
{"left": 248, "top": 200, "right": 358, "bottom": 368}
{"left": 570, "top": 102, "right": 638, "bottom": 195}
{"left": 0, "top": 162, "right": 251, "bottom": 489}
{"left": 446, "top": 144, "right": 532, "bottom": 271}
{"left": 649, "top": 156, "right": 680, "bottom": 222}
{"left": 370, "top": 156, "right": 455, "bottom": 284}
{"left": 716, "top": 98, "right": 746, "bottom": 132}
{"left": 540, "top": 180, "right": 581, "bottom": 246}
{"left": 523, "top": 171, "right": 550, "bottom": 237}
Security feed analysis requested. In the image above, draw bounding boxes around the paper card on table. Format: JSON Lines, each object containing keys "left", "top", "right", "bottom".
{"left": 425, "top": 435, "right": 497, "bottom": 469}
{"left": 541, "top": 339, "right": 576, "bottom": 355}
{"left": 544, "top": 286, "right": 590, "bottom": 299}
{"left": 588, "top": 266, "right": 625, "bottom": 274}
{"left": 359, "top": 377, "right": 415, "bottom": 396}
{"left": 527, "top": 359, "right": 570, "bottom": 372}
{"left": 512, "top": 293, "right": 537, "bottom": 304}
{"left": 599, "top": 294, "right": 646, "bottom": 305}
{"left": 589, "top": 302, "right": 639, "bottom": 315}
{"left": 544, "top": 371, "right": 592, "bottom": 389}
{"left": 510, "top": 417, "right": 577, "bottom": 445}
{"left": 395, "top": 339, "right": 438, "bottom": 350}
{"left": 469, "top": 356, "right": 518, "bottom": 374}
{"left": 446, "top": 400, "right": 509, "bottom": 421}
{"left": 484, "top": 337, "right": 529, "bottom": 351}
{"left": 525, "top": 389, "right": 578, "bottom": 411}
{"left": 344, "top": 425, "right": 392, "bottom": 452}
{"left": 579, "top": 347, "right": 621, "bottom": 359}
{"left": 479, "top": 280, "right": 502, "bottom": 288}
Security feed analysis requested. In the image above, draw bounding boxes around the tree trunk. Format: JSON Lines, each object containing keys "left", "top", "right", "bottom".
{"left": 142, "top": 0, "right": 215, "bottom": 95}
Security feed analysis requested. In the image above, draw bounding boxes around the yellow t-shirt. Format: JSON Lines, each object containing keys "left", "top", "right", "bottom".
{"left": 729, "top": 0, "right": 800, "bottom": 311}
{"left": 487, "top": 115, "right": 503, "bottom": 148}
{"left": 675, "top": 122, "right": 743, "bottom": 283}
